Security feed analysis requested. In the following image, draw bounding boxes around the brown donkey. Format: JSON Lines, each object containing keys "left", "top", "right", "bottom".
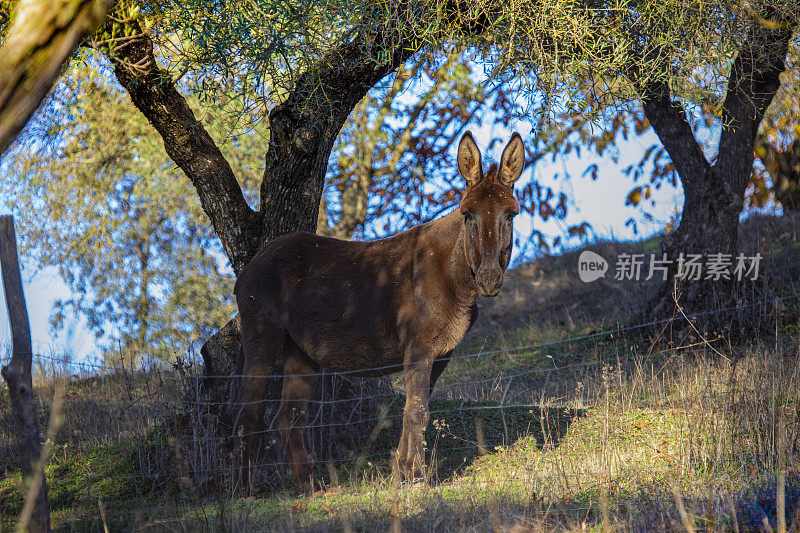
{"left": 230, "top": 131, "right": 525, "bottom": 493}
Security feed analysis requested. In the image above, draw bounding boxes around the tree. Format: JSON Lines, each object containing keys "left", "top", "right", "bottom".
{"left": 4, "top": 65, "right": 268, "bottom": 362}
{"left": 0, "top": 0, "right": 114, "bottom": 156}
{"left": 92, "top": 0, "right": 737, "bottom": 270}
{"left": 89, "top": 0, "right": 472, "bottom": 381}
{"left": 516, "top": 5, "right": 799, "bottom": 334}
{"left": 631, "top": 12, "right": 796, "bottom": 333}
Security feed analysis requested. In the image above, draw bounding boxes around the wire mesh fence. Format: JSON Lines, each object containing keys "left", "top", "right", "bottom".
{"left": 2, "top": 292, "right": 800, "bottom": 529}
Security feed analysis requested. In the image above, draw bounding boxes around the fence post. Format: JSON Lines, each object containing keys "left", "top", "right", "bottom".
{"left": 0, "top": 215, "right": 50, "bottom": 532}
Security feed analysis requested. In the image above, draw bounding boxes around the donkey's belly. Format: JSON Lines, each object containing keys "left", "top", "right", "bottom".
{"left": 291, "top": 327, "right": 405, "bottom": 375}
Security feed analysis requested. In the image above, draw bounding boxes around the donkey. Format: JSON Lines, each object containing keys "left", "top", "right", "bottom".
{"left": 230, "top": 131, "right": 525, "bottom": 493}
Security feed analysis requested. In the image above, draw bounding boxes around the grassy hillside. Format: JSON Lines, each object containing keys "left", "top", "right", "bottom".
{"left": 4, "top": 214, "right": 800, "bottom": 531}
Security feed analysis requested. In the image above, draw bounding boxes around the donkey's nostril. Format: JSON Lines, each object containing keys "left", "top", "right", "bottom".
{"left": 475, "top": 268, "right": 503, "bottom": 296}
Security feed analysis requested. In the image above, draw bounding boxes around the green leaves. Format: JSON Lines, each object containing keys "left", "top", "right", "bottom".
{"left": 3, "top": 59, "right": 267, "bottom": 362}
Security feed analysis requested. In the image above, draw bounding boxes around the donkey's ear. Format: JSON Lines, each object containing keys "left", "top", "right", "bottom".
{"left": 457, "top": 131, "right": 483, "bottom": 188}
{"left": 499, "top": 133, "right": 525, "bottom": 187}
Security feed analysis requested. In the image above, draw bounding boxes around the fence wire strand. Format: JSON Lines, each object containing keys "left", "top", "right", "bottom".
{"left": 3, "top": 291, "right": 794, "bottom": 374}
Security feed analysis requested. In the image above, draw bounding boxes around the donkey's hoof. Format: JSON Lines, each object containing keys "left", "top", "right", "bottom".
{"left": 296, "top": 478, "right": 321, "bottom": 496}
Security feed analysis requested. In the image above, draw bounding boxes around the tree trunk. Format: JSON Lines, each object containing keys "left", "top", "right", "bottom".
{"left": 0, "top": 0, "right": 113, "bottom": 157}
{"left": 639, "top": 21, "right": 794, "bottom": 341}
{"left": 646, "top": 166, "right": 747, "bottom": 337}
{"left": 0, "top": 215, "right": 50, "bottom": 532}
{"left": 199, "top": 315, "right": 241, "bottom": 405}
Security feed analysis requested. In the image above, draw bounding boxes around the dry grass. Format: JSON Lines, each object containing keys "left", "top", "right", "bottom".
{"left": 4, "top": 338, "right": 800, "bottom": 531}
{"left": 4, "top": 214, "right": 800, "bottom": 530}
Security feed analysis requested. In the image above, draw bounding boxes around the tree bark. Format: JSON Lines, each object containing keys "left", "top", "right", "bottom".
{"left": 109, "top": 31, "right": 263, "bottom": 274}
{"left": 108, "top": 19, "right": 416, "bottom": 265}
{"left": 639, "top": 21, "right": 794, "bottom": 338}
{"left": 0, "top": 215, "right": 50, "bottom": 532}
{"left": 0, "top": 0, "right": 113, "bottom": 157}
{"left": 257, "top": 31, "right": 416, "bottom": 244}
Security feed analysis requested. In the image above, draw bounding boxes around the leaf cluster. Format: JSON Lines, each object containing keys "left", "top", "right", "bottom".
{"left": 2, "top": 58, "right": 267, "bottom": 361}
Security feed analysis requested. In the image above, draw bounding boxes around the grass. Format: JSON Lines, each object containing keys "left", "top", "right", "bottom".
{"left": 5, "top": 340, "right": 800, "bottom": 531}
{"left": 6, "top": 215, "right": 800, "bottom": 530}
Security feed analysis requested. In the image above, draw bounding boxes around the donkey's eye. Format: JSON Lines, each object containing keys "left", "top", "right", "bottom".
{"left": 464, "top": 212, "right": 475, "bottom": 223}
{"left": 506, "top": 213, "right": 515, "bottom": 222}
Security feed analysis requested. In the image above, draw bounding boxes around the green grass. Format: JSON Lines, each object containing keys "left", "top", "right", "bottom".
{"left": 1, "top": 442, "right": 139, "bottom": 530}
{"left": 7, "top": 219, "right": 800, "bottom": 530}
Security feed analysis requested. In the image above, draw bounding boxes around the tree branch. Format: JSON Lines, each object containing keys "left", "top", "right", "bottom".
{"left": 258, "top": 11, "right": 418, "bottom": 244}
{"left": 0, "top": 0, "right": 113, "bottom": 157}
{"left": 716, "top": 22, "right": 794, "bottom": 192}
{"left": 106, "top": 31, "right": 262, "bottom": 273}
{"left": 638, "top": 78, "right": 711, "bottom": 190}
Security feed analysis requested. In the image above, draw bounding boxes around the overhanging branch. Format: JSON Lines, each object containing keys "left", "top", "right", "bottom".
{"left": 0, "top": 0, "right": 113, "bottom": 157}
{"left": 717, "top": 22, "right": 794, "bottom": 192}
{"left": 637, "top": 78, "right": 711, "bottom": 191}
{"left": 258, "top": 13, "right": 418, "bottom": 243}
{"left": 105, "top": 30, "right": 262, "bottom": 273}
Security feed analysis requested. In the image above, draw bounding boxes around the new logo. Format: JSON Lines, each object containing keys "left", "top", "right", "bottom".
{"left": 578, "top": 251, "right": 608, "bottom": 283}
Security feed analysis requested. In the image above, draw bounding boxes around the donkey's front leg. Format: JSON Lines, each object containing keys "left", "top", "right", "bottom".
{"left": 395, "top": 357, "right": 433, "bottom": 482}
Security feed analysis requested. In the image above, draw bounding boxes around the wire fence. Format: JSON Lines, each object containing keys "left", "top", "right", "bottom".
{"left": 2, "top": 291, "right": 800, "bottom": 527}
{"left": 3, "top": 290, "right": 794, "bottom": 374}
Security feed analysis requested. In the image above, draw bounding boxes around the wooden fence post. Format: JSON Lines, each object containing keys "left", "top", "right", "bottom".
{"left": 0, "top": 215, "right": 50, "bottom": 532}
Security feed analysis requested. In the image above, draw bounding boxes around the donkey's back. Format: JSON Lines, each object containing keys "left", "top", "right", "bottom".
{"left": 234, "top": 230, "right": 423, "bottom": 373}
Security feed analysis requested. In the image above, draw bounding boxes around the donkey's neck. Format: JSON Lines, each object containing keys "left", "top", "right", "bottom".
{"left": 419, "top": 210, "right": 479, "bottom": 306}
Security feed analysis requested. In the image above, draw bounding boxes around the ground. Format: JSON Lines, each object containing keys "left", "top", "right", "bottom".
{"left": 3, "top": 213, "right": 800, "bottom": 531}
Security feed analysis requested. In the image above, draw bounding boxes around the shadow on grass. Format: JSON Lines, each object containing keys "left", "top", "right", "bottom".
{"left": 317, "top": 395, "right": 584, "bottom": 485}
{"left": 1, "top": 395, "right": 582, "bottom": 530}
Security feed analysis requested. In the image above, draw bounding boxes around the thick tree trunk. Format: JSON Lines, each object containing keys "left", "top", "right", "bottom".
{"left": 199, "top": 315, "right": 241, "bottom": 405}
{"left": 0, "top": 0, "right": 113, "bottom": 157}
{"left": 646, "top": 167, "right": 746, "bottom": 336}
{"left": 639, "top": 21, "right": 794, "bottom": 340}
{"left": 256, "top": 32, "right": 415, "bottom": 244}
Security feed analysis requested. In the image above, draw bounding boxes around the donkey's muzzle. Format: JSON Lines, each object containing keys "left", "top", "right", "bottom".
{"left": 476, "top": 266, "right": 503, "bottom": 297}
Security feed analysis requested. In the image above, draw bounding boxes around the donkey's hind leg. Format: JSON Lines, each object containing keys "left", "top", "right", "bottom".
{"left": 229, "top": 319, "right": 286, "bottom": 493}
{"left": 275, "top": 341, "right": 319, "bottom": 494}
